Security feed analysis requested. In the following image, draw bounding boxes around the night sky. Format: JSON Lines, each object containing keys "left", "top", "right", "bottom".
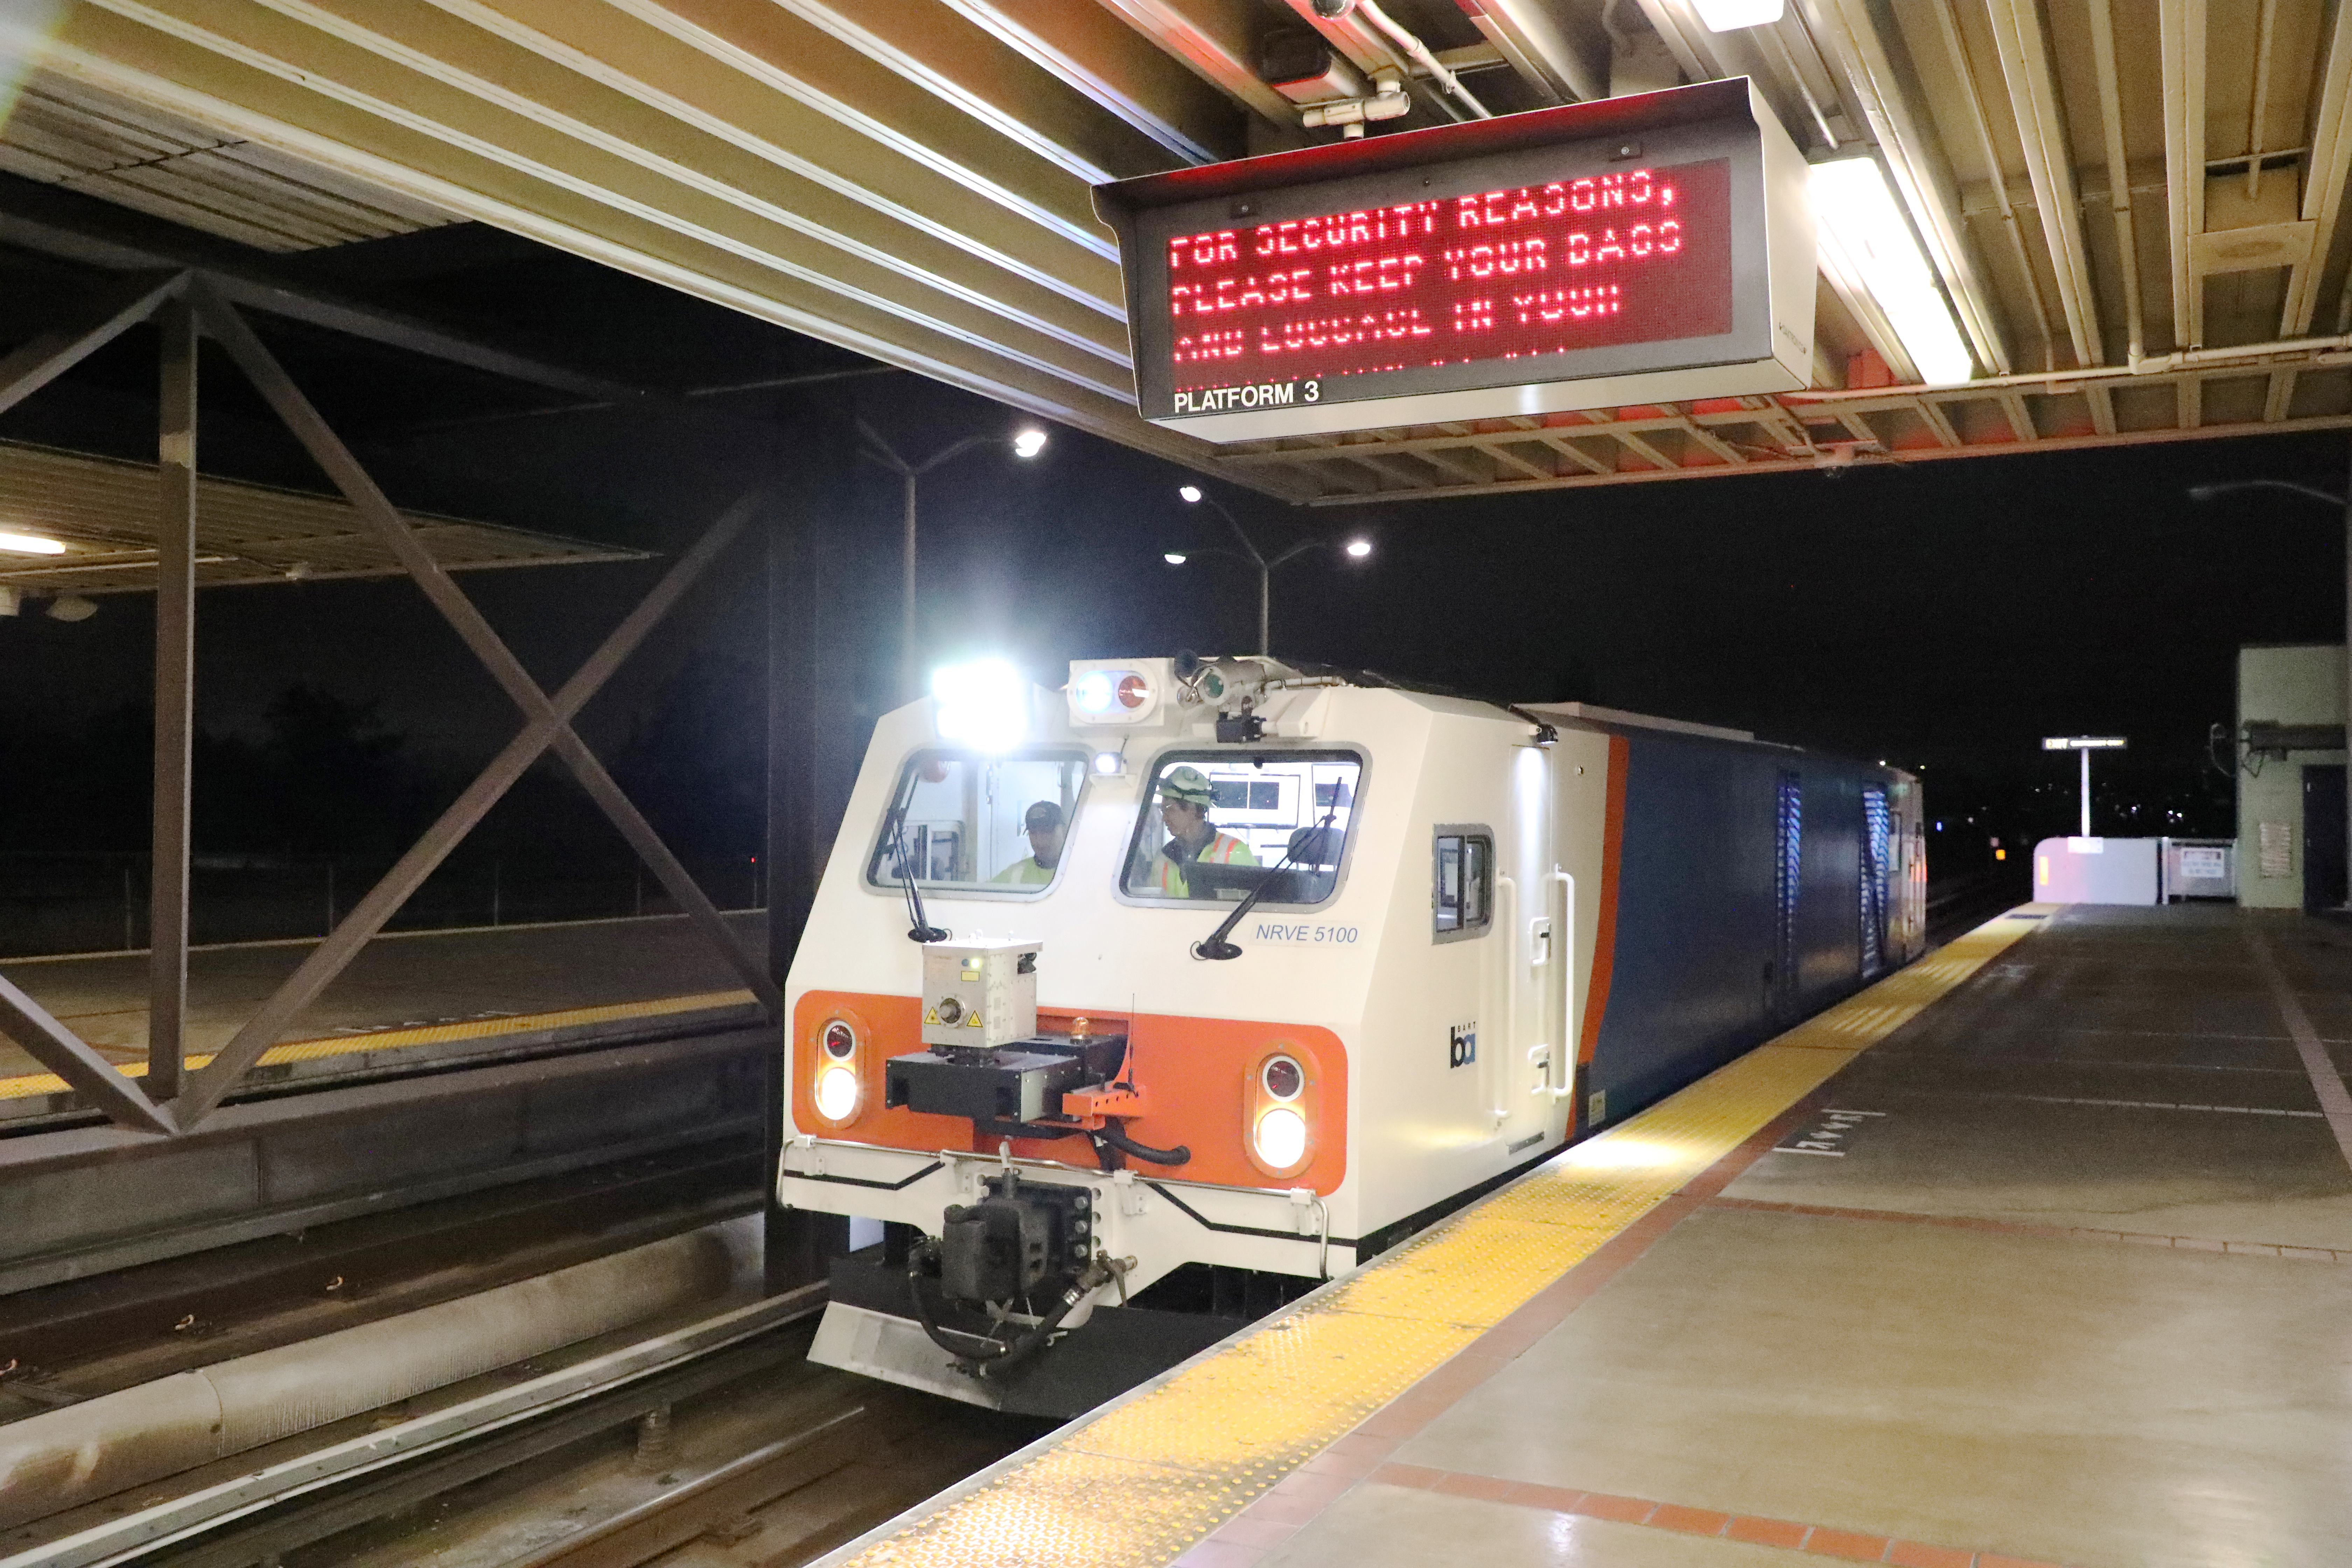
{"left": 1, "top": 220, "right": 2345, "bottom": 871}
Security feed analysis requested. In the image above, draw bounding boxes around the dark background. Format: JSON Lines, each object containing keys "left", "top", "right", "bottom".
{"left": 0, "top": 217, "right": 2339, "bottom": 947}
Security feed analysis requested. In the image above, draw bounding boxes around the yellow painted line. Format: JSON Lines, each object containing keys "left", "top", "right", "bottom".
{"left": 835, "top": 910, "right": 2044, "bottom": 1568}
{"left": 0, "top": 989, "right": 758, "bottom": 1103}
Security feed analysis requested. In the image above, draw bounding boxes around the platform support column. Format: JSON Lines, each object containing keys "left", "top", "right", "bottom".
{"left": 2079, "top": 746, "right": 2091, "bottom": 838}
{"left": 765, "top": 450, "right": 846, "bottom": 1292}
{"left": 2342, "top": 437, "right": 2351, "bottom": 909}
{"left": 148, "top": 300, "right": 197, "bottom": 1101}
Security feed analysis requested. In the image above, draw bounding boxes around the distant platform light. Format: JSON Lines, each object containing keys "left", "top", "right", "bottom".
{"left": 1012, "top": 427, "right": 1048, "bottom": 459}
{"left": 1178, "top": 485, "right": 1203, "bottom": 504}
{"left": 1163, "top": 552, "right": 1188, "bottom": 565}
{"left": 1344, "top": 538, "right": 1373, "bottom": 559}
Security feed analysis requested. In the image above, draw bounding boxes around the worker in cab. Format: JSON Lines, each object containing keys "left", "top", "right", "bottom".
{"left": 1150, "top": 765, "right": 1257, "bottom": 897}
{"left": 991, "top": 800, "right": 1067, "bottom": 885}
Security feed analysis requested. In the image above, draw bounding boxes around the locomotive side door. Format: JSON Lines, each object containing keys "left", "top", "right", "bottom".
{"left": 1489, "top": 743, "right": 1559, "bottom": 1152}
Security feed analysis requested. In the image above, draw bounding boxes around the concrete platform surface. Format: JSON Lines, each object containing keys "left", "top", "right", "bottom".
{"left": 0, "top": 911, "right": 764, "bottom": 1090}
{"left": 1246, "top": 906, "right": 2352, "bottom": 1568}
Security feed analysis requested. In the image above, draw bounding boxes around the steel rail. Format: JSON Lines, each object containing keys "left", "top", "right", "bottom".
{"left": 5, "top": 1286, "right": 826, "bottom": 1568}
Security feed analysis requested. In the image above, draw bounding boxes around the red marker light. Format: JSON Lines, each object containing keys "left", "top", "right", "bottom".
{"left": 1116, "top": 674, "right": 1150, "bottom": 710}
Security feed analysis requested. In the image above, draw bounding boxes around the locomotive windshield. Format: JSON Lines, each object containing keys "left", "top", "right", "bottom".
{"left": 1122, "top": 751, "right": 1362, "bottom": 904}
{"left": 866, "top": 749, "right": 1087, "bottom": 897}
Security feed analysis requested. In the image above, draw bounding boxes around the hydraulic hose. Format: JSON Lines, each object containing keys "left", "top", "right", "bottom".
{"left": 905, "top": 1245, "right": 1118, "bottom": 1380}
{"left": 1093, "top": 1122, "right": 1191, "bottom": 1167}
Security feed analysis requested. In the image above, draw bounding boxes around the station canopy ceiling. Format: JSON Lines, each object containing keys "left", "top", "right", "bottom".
{"left": 0, "top": 439, "right": 647, "bottom": 595}
{"left": 8, "top": 1, "right": 2352, "bottom": 505}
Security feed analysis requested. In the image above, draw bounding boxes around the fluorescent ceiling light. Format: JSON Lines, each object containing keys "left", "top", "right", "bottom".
{"left": 0, "top": 531, "right": 66, "bottom": 555}
{"left": 1810, "top": 157, "right": 1975, "bottom": 386}
{"left": 1691, "top": 0, "right": 1784, "bottom": 30}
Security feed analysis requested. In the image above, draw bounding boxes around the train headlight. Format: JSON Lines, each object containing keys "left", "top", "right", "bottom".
{"left": 933, "top": 659, "right": 1029, "bottom": 752}
{"left": 810, "top": 1017, "right": 863, "bottom": 1126}
{"left": 1253, "top": 1105, "right": 1308, "bottom": 1170}
{"left": 814, "top": 1064, "right": 861, "bottom": 1122}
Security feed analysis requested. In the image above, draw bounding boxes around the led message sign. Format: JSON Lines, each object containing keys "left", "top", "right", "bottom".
{"left": 1095, "top": 81, "right": 1813, "bottom": 443}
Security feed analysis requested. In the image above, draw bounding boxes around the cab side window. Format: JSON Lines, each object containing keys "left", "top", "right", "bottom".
{"left": 1434, "top": 830, "right": 1493, "bottom": 940}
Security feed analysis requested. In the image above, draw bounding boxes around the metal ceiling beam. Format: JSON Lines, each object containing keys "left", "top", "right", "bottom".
{"left": 1085, "top": 0, "right": 1301, "bottom": 129}
{"left": 1982, "top": 0, "right": 2104, "bottom": 366}
{"left": 584, "top": 0, "right": 1120, "bottom": 263}
{"left": 103, "top": 0, "right": 1128, "bottom": 384}
{"left": 934, "top": 0, "right": 1250, "bottom": 163}
{"left": 43, "top": 15, "right": 1122, "bottom": 400}
{"left": 2084, "top": 0, "right": 2146, "bottom": 360}
{"left": 770, "top": 0, "right": 1182, "bottom": 184}
{"left": 0, "top": 174, "right": 648, "bottom": 402}
{"left": 2161, "top": 0, "right": 2208, "bottom": 349}
{"left": 1451, "top": 0, "right": 1595, "bottom": 104}
{"left": 2284, "top": 0, "right": 2352, "bottom": 335}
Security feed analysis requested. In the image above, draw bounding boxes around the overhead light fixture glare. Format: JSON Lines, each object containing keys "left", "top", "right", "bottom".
{"left": 1810, "top": 157, "right": 1974, "bottom": 386}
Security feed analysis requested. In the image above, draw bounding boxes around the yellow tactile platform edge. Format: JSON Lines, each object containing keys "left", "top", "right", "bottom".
{"left": 0, "top": 988, "right": 758, "bottom": 1103}
{"left": 835, "top": 909, "right": 2049, "bottom": 1568}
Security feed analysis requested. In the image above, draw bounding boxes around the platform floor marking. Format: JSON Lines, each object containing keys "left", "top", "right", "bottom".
{"left": 1365, "top": 1457, "right": 2073, "bottom": 1567}
{"left": 826, "top": 910, "right": 2044, "bottom": 1568}
{"left": 0, "top": 988, "right": 758, "bottom": 1104}
{"left": 1706, "top": 1195, "right": 2352, "bottom": 1262}
{"left": 2245, "top": 923, "right": 2352, "bottom": 1171}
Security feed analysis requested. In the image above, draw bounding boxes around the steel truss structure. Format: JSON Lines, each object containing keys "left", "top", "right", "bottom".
{"left": 0, "top": 274, "right": 779, "bottom": 1136}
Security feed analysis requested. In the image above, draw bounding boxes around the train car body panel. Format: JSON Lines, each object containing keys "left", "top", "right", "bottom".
{"left": 782, "top": 660, "right": 1920, "bottom": 1416}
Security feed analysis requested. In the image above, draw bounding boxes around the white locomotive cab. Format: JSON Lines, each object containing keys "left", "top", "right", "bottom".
{"left": 783, "top": 656, "right": 1920, "bottom": 1416}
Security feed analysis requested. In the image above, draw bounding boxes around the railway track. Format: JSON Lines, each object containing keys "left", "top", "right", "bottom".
{"left": 10, "top": 1304, "right": 1043, "bottom": 1568}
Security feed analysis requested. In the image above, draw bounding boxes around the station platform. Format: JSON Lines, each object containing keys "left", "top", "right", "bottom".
{"left": 0, "top": 912, "right": 764, "bottom": 1114}
{"left": 821, "top": 904, "right": 2352, "bottom": 1568}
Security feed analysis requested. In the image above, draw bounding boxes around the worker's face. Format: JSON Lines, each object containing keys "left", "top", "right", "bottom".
{"left": 1161, "top": 799, "right": 1208, "bottom": 842}
{"left": 1027, "top": 821, "right": 1065, "bottom": 866}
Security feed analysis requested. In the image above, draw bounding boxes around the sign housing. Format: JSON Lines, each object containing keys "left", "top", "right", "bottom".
{"left": 1093, "top": 80, "right": 1815, "bottom": 443}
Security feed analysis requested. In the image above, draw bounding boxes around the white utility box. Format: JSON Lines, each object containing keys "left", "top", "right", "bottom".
{"left": 920, "top": 939, "right": 1040, "bottom": 1050}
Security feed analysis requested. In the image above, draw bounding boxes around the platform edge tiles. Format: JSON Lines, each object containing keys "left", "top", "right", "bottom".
{"left": 0, "top": 988, "right": 758, "bottom": 1105}
{"left": 815, "top": 909, "right": 2049, "bottom": 1568}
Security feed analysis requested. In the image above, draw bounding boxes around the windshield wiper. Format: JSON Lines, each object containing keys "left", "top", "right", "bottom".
{"left": 1192, "top": 811, "right": 1335, "bottom": 961}
{"left": 877, "top": 778, "right": 946, "bottom": 944}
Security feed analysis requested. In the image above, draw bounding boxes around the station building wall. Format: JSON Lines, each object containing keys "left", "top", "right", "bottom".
{"left": 2237, "top": 644, "right": 2348, "bottom": 910}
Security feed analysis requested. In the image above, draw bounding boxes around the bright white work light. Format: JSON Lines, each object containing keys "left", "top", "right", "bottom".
{"left": 1012, "top": 427, "right": 1048, "bottom": 459}
{"left": 1344, "top": 538, "right": 1372, "bottom": 559}
{"left": 813, "top": 1064, "right": 860, "bottom": 1121}
{"left": 1178, "top": 485, "right": 1204, "bottom": 504}
{"left": 1092, "top": 750, "right": 1125, "bottom": 776}
{"left": 1254, "top": 1105, "right": 1308, "bottom": 1170}
{"left": 1811, "top": 158, "right": 1974, "bottom": 386}
{"left": 1072, "top": 670, "right": 1116, "bottom": 714}
{"left": 0, "top": 531, "right": 66, "bottom": 555}
{"left": 1692, "top": 0, "right": 1784, "bottom": 29}
{"left": 932, "top": 658, "right": 1029, "bottom": 752}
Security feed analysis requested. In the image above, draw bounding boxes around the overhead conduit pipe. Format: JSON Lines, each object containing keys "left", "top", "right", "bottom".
{"left": 1309, "top": 0, "right": 1493, "bottom": 120}
{"left": 0, "top": 1220, "right": 750, "bottom": 1528}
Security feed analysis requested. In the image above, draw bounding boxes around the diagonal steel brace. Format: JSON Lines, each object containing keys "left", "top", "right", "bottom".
{"left": 181, "top": 284, "right": 778, "bottom": 1125}
{"left": 0, "top": 270, "right": 186, "bottom": 420}
{"left": 0, "top": 971, "right": 174, "bottom": 1135}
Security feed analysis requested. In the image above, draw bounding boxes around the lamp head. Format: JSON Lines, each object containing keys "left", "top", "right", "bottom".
{"left": 1178, "top": 484, "right": 1204, "bottom": 504}
{"left": 1011, "top": 427, "right": 1047, "bottom": 459}
{"left": 1344, "top": 538, "right": 1372, "bottom": 559}
{"left": 1163, "top": 552, "right": 1188, "bottom": 566}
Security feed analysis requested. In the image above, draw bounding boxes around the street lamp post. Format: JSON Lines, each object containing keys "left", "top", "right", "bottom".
{"left": 860, "top": 422, "right": 1048, "bottom": 701}
{"left": 1173, "top": 484, "right": 1371, "bottom": 655}
{"left": 2190, "top": 468, "right": 2352, "bottom": 909}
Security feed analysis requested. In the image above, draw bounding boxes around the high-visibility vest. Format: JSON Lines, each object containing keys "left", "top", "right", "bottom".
{"left": 1152, "top": 831, "right": 1255, "bottom": 897}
